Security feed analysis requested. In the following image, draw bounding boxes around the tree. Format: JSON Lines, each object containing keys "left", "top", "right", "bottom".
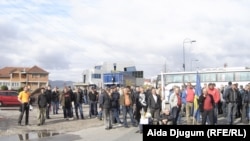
{"left": 1, "top": 85, "right": 8, "bottom": 90}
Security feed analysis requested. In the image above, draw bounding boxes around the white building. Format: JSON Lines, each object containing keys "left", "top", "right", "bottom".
{"left": 82, "top": 61, "right": 136, "bottom": 88}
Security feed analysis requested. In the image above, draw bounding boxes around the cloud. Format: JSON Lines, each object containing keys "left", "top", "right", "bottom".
{"left": 0, "top": 0, "right": 250, "bottom": 81}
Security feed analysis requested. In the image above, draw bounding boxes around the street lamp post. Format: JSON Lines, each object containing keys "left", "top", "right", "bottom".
{"left": 112, "top": 63, "right": 116, "bottom": 85}
{"left": 183, "top": 38, "right": 196, "bottom": 71}
{"left": 191, "top": 59, "right": 199, "bottom": 71}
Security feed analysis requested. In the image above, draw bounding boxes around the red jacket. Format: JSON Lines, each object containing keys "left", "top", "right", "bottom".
{"left": 207, "top": 88, "right": 220, "bottom": 104}
{"left": 186, "top": 88, "right": 195, "bottom": 103}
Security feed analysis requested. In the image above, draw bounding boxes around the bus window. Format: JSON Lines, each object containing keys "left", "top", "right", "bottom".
{"left": 165, "top": 74, "right": 183, "bottom": 83}
{"left": 235, "top": 72, "right": 250, "bottom": 81}
{"left": 201, "top": 73, "right": 216, "bottom": 82}
{"left": 217, "top": 72, "right": 234, "bottom": 82}
{"left": 184, "top": 74, "right": 196, "bottom": 83}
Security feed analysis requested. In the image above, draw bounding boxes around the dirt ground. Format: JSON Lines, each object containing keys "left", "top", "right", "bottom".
{"left": 0, "top": 105, "right": 103, "bottom": 137}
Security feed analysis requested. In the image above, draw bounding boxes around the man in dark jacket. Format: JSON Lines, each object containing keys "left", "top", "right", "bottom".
{"left": 147, "top": 88, "right": 161, "bottom": 124}
{"left": 88, "top": 87, "right": 98, "bottom": 118}
{"left": 111, "top": 86, "right": 122, "bottom": 124}
{"left": 45, "top": 85, "right": 52, "bottom": 119}
{"left": 225, "top": 83, "right": 241, "bottom": 125}
{"left": 100, "top": 88, "right": 112, "bottom": 130}
{"left": 51, "top": 86, "right": 59, "bottom": 114}
{"left": 242, "top": 84, "right": 250, "bottom": 123}
{"left": 37, "top": 87, "right": 48, "bottom": 126}
{"left": 74, "top": 87, "right": 84, "bottom": 119}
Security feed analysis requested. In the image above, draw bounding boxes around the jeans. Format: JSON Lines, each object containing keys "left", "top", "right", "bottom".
{"left": 51, "top": 101, "right": 59, "bottom": 114}
{"left": 63, "top": 106, "right": 71, "bottom": 119}
{"left": 213, "top": 103, "right": 218, "bottom": 124}
{"left": 202, "top": 109, "right": 214, "bottom": 125}
{"left": 46, "top": 103, "right": 51, "bottom": 118}
{"left": 222, "top": 101, "right": 227, "bottom": 117}
{"left": 171, "top": 106, "right": 180, "bottom": 125}
{"left": 103, "top": 108, "right": 112, "bottom": 128}
{"left": 83, "top": 95, "right": 88, "bottom": 104}
{"left": 89, "top": 101, "right": 97, "bottom": 117}
{"left": 227, "top": 102, "right": 237, "bottom": 124}
{"left": 18, "top": 103, "right": 29, "bottom": 125}
{"left": 112, "top": 108, "right": 122, "bottom": 123}
{"left": 241, "top": 103, "right": 248, "bottom": 122}
{"left": 122, "top": 106, "right": 136, "bottom": 126}
{"left": 75, "top": 103, "right": 84, "bottom": 119}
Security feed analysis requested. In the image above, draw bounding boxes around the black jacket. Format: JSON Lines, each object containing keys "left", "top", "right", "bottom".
{"left": 147, "top": 94, "right": 161, "bottom": 110}
{"left": 89, "top": 91, "right": 98, "bottom": 101}
{"left": 74, "top": 91, "right": 83, "bottom": 104}
{"left": 101, "top": 92, "right": 112, "bottom": 109}
{"left": 45, "top": 89, "right": 52, "bottom": 104}
{"left": 225, "top": 88, "right": 241, "bottom": 103}
{"left": 111, "top": 91, "right": 120, "bottom": 108}
{"left": 51, "top": 91, "right": 59, "bottom": 102}
{"left": 38, "top": 93, "right": 48, "bottom": 108}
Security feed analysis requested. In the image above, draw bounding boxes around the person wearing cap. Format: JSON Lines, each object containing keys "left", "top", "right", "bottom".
{"left": 37, "top": 87, "right": 49, "bottom": 126}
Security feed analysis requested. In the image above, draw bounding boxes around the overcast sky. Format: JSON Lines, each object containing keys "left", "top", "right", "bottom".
{"left": 0, "top": 0, "right": 249, "bottom": 82}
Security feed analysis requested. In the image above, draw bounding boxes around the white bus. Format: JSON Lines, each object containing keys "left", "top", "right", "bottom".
{"left": 156, "top": 67, "right": 250, "bottom": 93}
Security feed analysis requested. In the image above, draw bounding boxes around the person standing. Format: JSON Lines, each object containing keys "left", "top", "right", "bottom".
{"left": 225, "top": 83, "right": 241, "bottom": 125}
{"left": 199, "top": 88, "right": 215, "bottom": 125}
{"left": 45, "top": 85, "right": 52, "bottom": 119}
{"left": 88, "top": 87, "right": 98, "bottom": 118}
{"left": 185, "top": 82, "right": 195, "bottom": 124}
{"left": 100, "top": 88, "right": 112, "bottom": 130}
{"left": 74, "top": 87, "right": 84, "bottom": 119}
{"left": 147, "top": 88, "right": 161, "bottom": 125}
{"left": 51, "top": 86, "right": 60, "bottom": 114}
{"left": 60, "top": 86, "right": 72, "bottom": 120}
{"left": 83, "top": 87, "right": 88, "bottom": 105}
{"left": 120, "top": 86, "right": 137, "bottom": 128}
{"left": 241, "top": 84, "right": 250, "bottom": 123}
{"left": 111, "top": 86, "right": 122, "bottom": 124}
{"left": 17, "top": 85, "right": 31, "bottom": 126}
{"left": 137, "top": 87, "right": 147, "bottom": 133}
{"left": 207, "top": 83, "right": 220, "bottom": 124}
{"left": 37, "top": 87, "right": 48, "bottom": 126}
{"left": 169, "top": 87, "right": 182, "bottom": 125}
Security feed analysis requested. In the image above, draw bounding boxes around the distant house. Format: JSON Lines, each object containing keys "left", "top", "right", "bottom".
{"left": 0, "top": 65, "right": 49, "bottom": 90}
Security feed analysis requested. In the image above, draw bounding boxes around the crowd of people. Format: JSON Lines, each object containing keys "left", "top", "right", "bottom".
{"left": 17, "top": 82, "right": 250, "bottom": 133}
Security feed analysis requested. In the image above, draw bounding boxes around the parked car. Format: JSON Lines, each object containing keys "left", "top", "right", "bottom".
{"left": 0, "top": 90, "right": 21, "bottom": 106}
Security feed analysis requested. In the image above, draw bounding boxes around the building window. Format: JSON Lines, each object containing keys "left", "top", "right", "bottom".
{"left": 92, "top": 73, "right": 101, "bottom": 79}
{"left": 83, "top": 75, "right": 86, "bottom": 83}
{"left": 11, "top": 82, "right": 19, "bottom": 87}
{"left": 94, "top": 66, "right": 102, "bottom": 70}
{"left": 132, "top": 71, "right": 143, "bottom": 78}
{"left": 32, "top": 74, "right": 40, "bottom": 78}
{"left": 40, "top": 74, "right": 47, "bottom": 78}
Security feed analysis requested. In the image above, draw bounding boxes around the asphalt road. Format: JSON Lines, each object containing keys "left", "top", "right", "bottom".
{"left": 0, "top": 105, "right": 249, "bottom": 141}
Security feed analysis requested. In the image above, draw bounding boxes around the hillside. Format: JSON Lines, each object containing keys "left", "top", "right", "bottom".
{"left": 49, "top": 80, "right": 74, "bottom": 89}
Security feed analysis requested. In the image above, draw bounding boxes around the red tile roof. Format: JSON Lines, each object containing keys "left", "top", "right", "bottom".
{"left": 27, "top": 65, "right": 49, "bottom": 74}
{"left": 0, "top": 65, "right": 49, "bottom": 78}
